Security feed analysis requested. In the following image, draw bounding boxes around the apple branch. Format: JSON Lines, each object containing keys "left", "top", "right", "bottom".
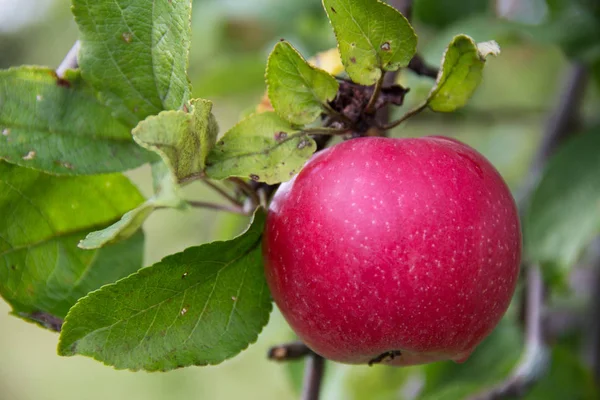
{"left": 469, "top": 265, "right": 548, "bottom": 400}
{"left": 470, "top": 62, "right": 589, "bottom": 400}
{"left": 56, "top": 40, "right": 80, "bottom": 79}
{"left": 407, "top": 54, "right": 439, "bottom": 79}
{"left": 268, "top": 341, "right": 314, "bottom": 361}
{"left": 516, "top": 63, "right": 589, "bottom": 208}
{"left": 584, "top": 239, "right": 600, "bottom": 382}
{"left": 301, "top": 353, "right": 326, "bottom": 400}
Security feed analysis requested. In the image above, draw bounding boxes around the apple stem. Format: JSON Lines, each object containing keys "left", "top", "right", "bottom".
{"left": 301, "top": 352, "right": 326, "bottom": 400}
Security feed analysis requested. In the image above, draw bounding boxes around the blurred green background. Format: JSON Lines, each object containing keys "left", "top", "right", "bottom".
{"left": 1, "top": 0, "right": 599, "bottom": 399}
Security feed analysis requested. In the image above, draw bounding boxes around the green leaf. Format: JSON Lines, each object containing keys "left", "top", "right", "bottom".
{"left": 421, "top": 346, "right": 600, "bottom": 400}
{"left": 0, "top": 67, "right": 154, "bottom": 175}
{"left": 322, "top": 0, "right": 417, "bottom": 85}
{"left": 72, "top": 0, "right": 193, "bottom": 125}
{"left": 0, "top": 162, "right": 145, "bottom": 326}
{"left": 79, "top": 163, "right": 185, "bottom": 249}
{"left": 531, "top": 0, "right": 600, "bottom": 63}
{"left": 522, "top": 346, "right": 599, "bottom": 400}
{"left": 266, "top": 41, "right": 339, "bottom": 125}
{"left": 420, "top": 318, "right": 522, "bottom": 398}
{"left": 340, "top": 364, "right": 418, "bottom": 400}
{"left": 58, "top": 209, "right": 272, "bottom": 372}
{"left": 132, "top": 99, "right": 219, "bottom": 183}
{"left": 427, "top": 35, "right": 500, "bottom": 112}
{"left": 205, "top": 112, "right": 316, "bottom": 185}
{"left": 525, "top": 130, "right": 600, "bottom": 276}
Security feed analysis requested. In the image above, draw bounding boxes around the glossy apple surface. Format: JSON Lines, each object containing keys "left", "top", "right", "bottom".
{"left": 263, "top": 136, "right": 521, "bottom": 366}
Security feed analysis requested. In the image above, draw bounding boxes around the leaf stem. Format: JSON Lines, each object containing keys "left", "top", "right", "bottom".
{"left": 56, "top": 41, "right": 80, "bottom": 79}
{"left": 229, "top": 177, "right": 261, "bottom": 208}
{"left": 179, "top": 172, "right": 205, "bottom": 186}
{"left": 302, "top": 127, "right": 349, "bottom": 136}
{"left": 201, "top": 179, "right": 243, "bottom": 207}
{"left": 365, "top": 73, "right": 385, "bottom": 114}
{"left": 322, "top": 103, "right": 353, "bottom": 126}
{"left": 381, "top": 102, "right": 427, "bottom": 131}
{"left": 186, "top": 200, "right": 248, "bottom": 215}
{"left": 301, "top": 353, "right": 326, "bottom": 400}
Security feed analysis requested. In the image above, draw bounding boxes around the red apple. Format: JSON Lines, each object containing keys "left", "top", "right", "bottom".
{"left": 263, "top": 136, "right": 521, "bottom": 366}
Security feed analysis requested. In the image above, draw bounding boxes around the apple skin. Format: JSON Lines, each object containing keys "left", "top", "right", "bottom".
{"left": 263, "top": 136, "right": 521, "bottom": 366}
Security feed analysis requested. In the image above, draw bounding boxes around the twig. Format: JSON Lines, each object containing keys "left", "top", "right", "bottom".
{"left": 516, "top": 63, "right": 589, "bottom": 207}
{"left": 268, "top": 341, "right": 313, "bottom": 361}
{"left": 469, "top": 265, "right": 549, "bottom": 400}
{"left": 584, "top": 239, "right": 600, "bottom": 383}
{"left": 228, "top": 177, "right": 261, "bottom": 208}
{"left": 407, "top": 54, "right": 439, "bottom": 79}
{"left": 471, "top": 62, "right": 589, "bottom": 400}
{"left": 186, "top": 200, "right": 248, "bottom": 215}
{"left": 323, "top": 103, "right": 354, "bottom": 126}
{"left": 201, "top": 179, "right": 243, "bottom": 207}
{"left": 56, "top": 40, "right": 80, "bottom": 79}
{"left": 301, "top": 353, "right": 326, "bottom": 400}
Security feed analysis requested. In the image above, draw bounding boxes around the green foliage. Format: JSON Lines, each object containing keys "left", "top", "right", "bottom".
{"left": 0, "top": 162, "right": 145, "bottom": 325}
{"left": 427, "top": 35, "right": 500, "bottom": 112}
{"left": 525, "top": 129, "right": 600, "bottom": 278}
{"left": 413, "top": 0, "right": 490, "bottom": 28}
{"left": 132, "top": 99, "right": 219, "bottom": 183}
{"left": 0, "top": 67, "right": 154, "bottom": 175}
{"left": 72, "top": 0, "right": 193, "bottom": 126}
{"left": 523, "top": 346, "right": 599, "bottom": 400}
{"left": 420, "top": 318, "right": 522, "bottom": 398}
{"left": 339, "top": 364, "right": 416, "bottom": 400}
{"left": 533, "top": 0, "right": 600, "bottom": 63}
{"left": 3, "top": 0, "right": 597, "bottom": 395}
{"left": 206, "top": 112, "right": 316, "bottom": 184}
{"left": 58, "top": 210, "right": 272, "bottom": 371}
{"left": 323, "top": 0, "right": 417, "bottom": 85}
{"left": 79, "top": 161, "right": 186, "bottom": 250}
{"left": 266, "top": 41, "right": 339, "bottom": 125}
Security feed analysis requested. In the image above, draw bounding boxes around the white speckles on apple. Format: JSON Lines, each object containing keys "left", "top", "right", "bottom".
{"left": 263, "top": 136, "right": 521, "bottom": 366}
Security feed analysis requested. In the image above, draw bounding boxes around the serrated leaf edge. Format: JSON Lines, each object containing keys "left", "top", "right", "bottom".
{"left": 58, "top": 209, "right": 271, "bottom": 371}
{"left": 265, "top": 40, "right": 339, "bottom": 125}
